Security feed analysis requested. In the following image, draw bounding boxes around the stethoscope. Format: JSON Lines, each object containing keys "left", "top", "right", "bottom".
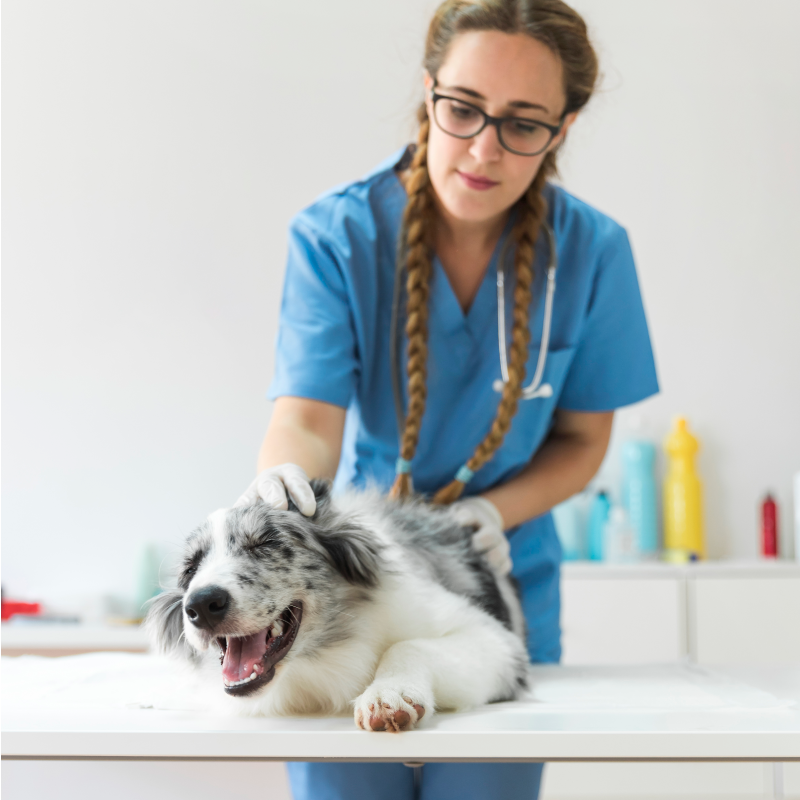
{"left": 390, "top": 220, "right": 558, "bottom": 435}
{"left": 493, "top": 220, "right": 557, "bottom": 399}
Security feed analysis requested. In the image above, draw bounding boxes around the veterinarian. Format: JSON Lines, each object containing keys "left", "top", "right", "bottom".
{"left": 238, "top": 1, "right": 658, "bottom": 797}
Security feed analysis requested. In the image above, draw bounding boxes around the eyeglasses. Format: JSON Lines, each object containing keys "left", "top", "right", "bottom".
{"left": 430, "top": 83, "right": 566, "bottom": 157}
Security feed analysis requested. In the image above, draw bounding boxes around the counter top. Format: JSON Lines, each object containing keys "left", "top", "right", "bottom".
{"left": 561, "top": 559, "right": 800, "bottom": 579}
{"left": 3, "top": 654, "right": 798, "bottom": 762}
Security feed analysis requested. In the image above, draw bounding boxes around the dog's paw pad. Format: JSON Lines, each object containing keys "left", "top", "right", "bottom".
{"left": 403, "top": 696, "right": 426, "bottom": 720}
{"left": 354, "top": 690, "right": 428, "bottom": 732}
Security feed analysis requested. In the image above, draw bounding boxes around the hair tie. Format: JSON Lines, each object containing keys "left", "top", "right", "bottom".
{"left": 455, "top": 465, "right": 474, "bottom": 484}
{"left": 395, "top": 457, "right": 412, "bottom": 475}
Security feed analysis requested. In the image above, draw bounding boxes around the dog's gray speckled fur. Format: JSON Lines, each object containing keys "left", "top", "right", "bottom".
{"left": 147, "top": 480, "right": 530, "bottom": 726}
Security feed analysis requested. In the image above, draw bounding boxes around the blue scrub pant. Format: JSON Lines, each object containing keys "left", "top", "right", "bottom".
{"left": 287, "top": 517, "right": 562, "bottom": 800}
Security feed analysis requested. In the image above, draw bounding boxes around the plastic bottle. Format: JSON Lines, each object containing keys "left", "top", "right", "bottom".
{"left": 794, "top": 472, "right": 800, "bottom": 562}
{"left": 761, "top": 494, "right": 778, "bottom": 558}
{"left": 603, "top": 505, "right": 638, "bottom": 563}
{"left": 587, "top": 491, "right": 611, "bottom": 561}
{"left": 134, "top": 543, "right": 163, "bottom": 619}
{"left": 552, "top": 497, "right": 584, "bottom": 561}
{"left": 663, "top": 417, "right": 705, "bottom": 560}
{"left": 622, "top": 440, "right": 658, "bottom": 556}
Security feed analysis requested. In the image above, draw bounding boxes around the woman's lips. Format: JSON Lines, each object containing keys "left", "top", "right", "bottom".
{"left": 457, "top": 171, "right": 499, "bottom": 191}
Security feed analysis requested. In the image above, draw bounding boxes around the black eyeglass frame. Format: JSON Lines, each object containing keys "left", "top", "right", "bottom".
{"left": 430, "top": 82, "right": 567, "bottom": 157}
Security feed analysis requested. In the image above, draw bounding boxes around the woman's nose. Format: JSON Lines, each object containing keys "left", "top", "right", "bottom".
{"left": 468, "top": 123, "right": 504, "bottom": 163}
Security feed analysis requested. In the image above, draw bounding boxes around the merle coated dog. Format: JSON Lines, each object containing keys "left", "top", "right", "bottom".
{"left": 147, "top": 480, "right": 529, "bottom": 731}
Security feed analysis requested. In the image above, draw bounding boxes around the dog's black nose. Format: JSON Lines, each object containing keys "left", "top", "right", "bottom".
{"left": 184, "top": 586, "right": 230, "bottom": 630}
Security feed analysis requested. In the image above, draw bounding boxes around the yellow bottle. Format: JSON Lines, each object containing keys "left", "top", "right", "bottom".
{"left": 663, "top": 417, "right": 705, "bottom": 560}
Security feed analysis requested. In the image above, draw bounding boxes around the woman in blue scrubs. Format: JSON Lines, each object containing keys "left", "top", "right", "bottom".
{"left": 237, "top": 1, "right": 658, "bottom": 797}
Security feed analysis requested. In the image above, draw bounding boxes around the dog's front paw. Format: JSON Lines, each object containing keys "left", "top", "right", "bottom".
{"left": 354, "top": 687, "right": 428, "bottom": 733}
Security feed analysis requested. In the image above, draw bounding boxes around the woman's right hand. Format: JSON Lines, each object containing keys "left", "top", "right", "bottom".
{"left": 233, "top": 463, "right": 317, "bottom": 516}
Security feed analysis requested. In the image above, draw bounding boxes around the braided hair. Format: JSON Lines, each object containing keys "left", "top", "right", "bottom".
{"left": 390, "top": 0, "right": 598, "bottom": 504}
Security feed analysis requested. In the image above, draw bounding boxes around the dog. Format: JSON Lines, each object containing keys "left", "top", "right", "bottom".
{"left": 147, "top": 479, "right": 529, "bottom": 732}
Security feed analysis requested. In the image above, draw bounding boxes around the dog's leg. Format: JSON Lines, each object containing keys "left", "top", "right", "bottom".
{"left": 353, "top": 642, "right": 432, "bottom": 733}
{"left": 353, "top": 624, "right": 525, "bottom": 732}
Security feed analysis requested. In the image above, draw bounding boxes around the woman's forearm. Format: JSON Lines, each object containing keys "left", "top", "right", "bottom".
{"left": 256, "top": 397, "right": 346, "bottom": 480}
{"left": 482, "top": 410, "right": 614, "bottom": 530}
{"left": 257, "top": 423, "right": 339, "bottom": 480}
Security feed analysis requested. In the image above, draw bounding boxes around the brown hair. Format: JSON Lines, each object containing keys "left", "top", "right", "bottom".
{"left": 390, "top": 0, "right": 598, "bottom": 504}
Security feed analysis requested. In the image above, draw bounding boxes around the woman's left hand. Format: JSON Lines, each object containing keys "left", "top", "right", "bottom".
{"left": 449, "top": 496, "right": 512, "bottom": 576}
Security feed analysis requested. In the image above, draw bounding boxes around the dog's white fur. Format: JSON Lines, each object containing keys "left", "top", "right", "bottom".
{"left": 150, "top": 484, "right": 529, "bottom": 731}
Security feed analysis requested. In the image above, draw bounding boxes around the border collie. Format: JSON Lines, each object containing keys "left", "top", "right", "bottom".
{"left": 147, "top": 480, "right": 529, "bottom": 732}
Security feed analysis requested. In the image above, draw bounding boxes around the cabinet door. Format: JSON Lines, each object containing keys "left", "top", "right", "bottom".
{"left": 561, "top": 578, "right": 686, "bottom": 664}
{"left": 692, "top": 577, "right": 800, "bottom": 664}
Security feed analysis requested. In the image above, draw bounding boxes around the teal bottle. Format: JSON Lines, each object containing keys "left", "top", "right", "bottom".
{"left": 552, "top": 497, "right": 583, "bottom": 561}
{"left": 588, "top": 491, "right": 611, "bottom": 561}
{"left": 622, "top": 441, "right": 658, "bottom": 555}
{"left": 134, "top": 543, "right": 163, "bottom": 619}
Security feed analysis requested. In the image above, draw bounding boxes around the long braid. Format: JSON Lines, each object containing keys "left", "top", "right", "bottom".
{"left": 432, "top": 166, "right": 549, "bottom": 505}
{"left": 389, "top": 113, "right": 435, "bottom": 500}
{"left": 387, "top": 0, "right": 597, "bottom": 505}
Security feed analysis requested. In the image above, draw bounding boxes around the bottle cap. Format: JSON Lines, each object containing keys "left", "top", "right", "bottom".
{"left": 664, "top": 416, "right": 699, "bottom": 456}
{"left": 609, "top": 506, "right": 629, "bottom": 524}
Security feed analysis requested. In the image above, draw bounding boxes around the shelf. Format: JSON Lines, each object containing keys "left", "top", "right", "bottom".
{"left": 1, "top": 623, "right": 149, "bottom": 656}
{"left": 561, "top": 559, "right": 800, "bottom": 580}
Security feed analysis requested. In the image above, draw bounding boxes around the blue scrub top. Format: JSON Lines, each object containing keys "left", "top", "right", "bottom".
{"left": 267, "top": 145, "right": 659, "bottom": 661}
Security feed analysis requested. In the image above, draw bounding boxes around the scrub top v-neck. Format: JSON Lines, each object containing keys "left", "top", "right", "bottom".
{"left": 268, "top": 144, "right": 659, "bottom": 660}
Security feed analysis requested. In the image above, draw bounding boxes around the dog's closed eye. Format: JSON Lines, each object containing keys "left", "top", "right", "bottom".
{"left": 179, "top": 548, "right": 207, "bottom": 590}
{"left": 243, "top": 539, "right": 273, "bottom": 552}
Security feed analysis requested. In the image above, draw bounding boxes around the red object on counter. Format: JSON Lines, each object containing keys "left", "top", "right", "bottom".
{"left": 761, "top": 494, "right": 778, "bottom": 557}
{"left": 1, "top": 600, "right": 42, "bottom": 621}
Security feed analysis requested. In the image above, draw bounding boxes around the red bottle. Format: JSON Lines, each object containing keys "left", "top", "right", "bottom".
{"left": 1, "top": 600, "right": 41, "bottom": 621}
{"left": 761, "top": 494, "right": 778, "bottom": 558}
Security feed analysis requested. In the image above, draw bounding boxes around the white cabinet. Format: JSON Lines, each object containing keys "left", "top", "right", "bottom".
{"left": 691, "top": 576, "right": 800, "bottom": 665}
{"left": 561, "top": 561, "right": 800, "bottom": 666}
{"left": 561, "top": 573, "right": 686, "bottom": 665}
{"left": 548, "top": 561, "right": 800, "bottom": 800}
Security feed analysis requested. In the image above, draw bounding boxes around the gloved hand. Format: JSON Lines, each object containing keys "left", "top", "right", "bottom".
{"left": 449, "top": 496, "right": 512, "bottom": 576}
{"left": 234, "top": 463, "right": 317, "bottom": 516}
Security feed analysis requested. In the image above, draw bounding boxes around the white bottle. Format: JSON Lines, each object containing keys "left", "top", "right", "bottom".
{"left": 603, "top": 505, "right": 639, "bottom": 564}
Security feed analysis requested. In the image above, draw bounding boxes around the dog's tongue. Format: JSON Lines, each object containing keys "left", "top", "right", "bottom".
{"left": 222, "top": 631, "right": 267, "bottom": 683}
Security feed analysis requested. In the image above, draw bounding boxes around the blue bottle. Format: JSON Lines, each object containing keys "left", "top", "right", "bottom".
{"left": 622, "top": 441, "right": 658, "bottom": 555}
{"left": 587, "top": 491, "right": 611, "bottom": 560}
{"left": 552, "top": 497, "right": 584, "bottom": 561}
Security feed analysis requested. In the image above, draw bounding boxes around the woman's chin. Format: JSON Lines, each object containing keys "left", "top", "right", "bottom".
{"left": 430, "top": 180, "right": 484, "bottom": 213}
{"left": 439, "top": 192, "right": 510, "bottom": 227}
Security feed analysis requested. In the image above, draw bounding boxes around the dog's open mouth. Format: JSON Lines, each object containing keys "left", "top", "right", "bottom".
{"left": 217, "top": 601, "right": 303, "bottom": 696}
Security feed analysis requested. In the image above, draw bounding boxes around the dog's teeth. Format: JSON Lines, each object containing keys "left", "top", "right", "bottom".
{"left": 224, "top": 671, "right": 260, "bottom": 688}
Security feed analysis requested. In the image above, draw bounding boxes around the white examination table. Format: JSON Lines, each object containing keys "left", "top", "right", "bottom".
{"left": 2, "top": 653, "right": 798, "bottom": 798}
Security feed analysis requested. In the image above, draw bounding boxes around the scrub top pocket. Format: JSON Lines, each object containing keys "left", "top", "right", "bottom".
{"left": 501, "top": 345, "right": 577, "bottom": 466}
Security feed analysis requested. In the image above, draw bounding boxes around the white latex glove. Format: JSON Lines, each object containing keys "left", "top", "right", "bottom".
{"left": 234, "top": 463, "right": 317, "bottom": 516}
{"left": 449, "top": 496, "right": 512, "bottom": 576}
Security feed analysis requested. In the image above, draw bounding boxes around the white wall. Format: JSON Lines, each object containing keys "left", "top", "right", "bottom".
{"left": 563, "top": 0, "right": 800, "bottom": 560}
{"left": 3, "top": 0, "right": 799, "bottom": 608}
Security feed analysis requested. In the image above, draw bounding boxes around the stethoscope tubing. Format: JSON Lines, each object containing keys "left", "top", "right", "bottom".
{"left": 493, "top": 220, "right": 557, "bottom": 400}
{"left": 390, "top": 220, "right": 558, "bottom": 441}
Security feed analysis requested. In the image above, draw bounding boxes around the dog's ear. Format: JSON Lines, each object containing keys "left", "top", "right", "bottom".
{"left": 310, "top": 478, "right": 333, "bottom": 515}
{"left": 286, "top": 478, "right": 333, "bottom": 517}
{"left": 145, "top": 590, "right": 199, "bottom": 663}
{"left": 310, "top": 523, "right": 382, "bottom": 588}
